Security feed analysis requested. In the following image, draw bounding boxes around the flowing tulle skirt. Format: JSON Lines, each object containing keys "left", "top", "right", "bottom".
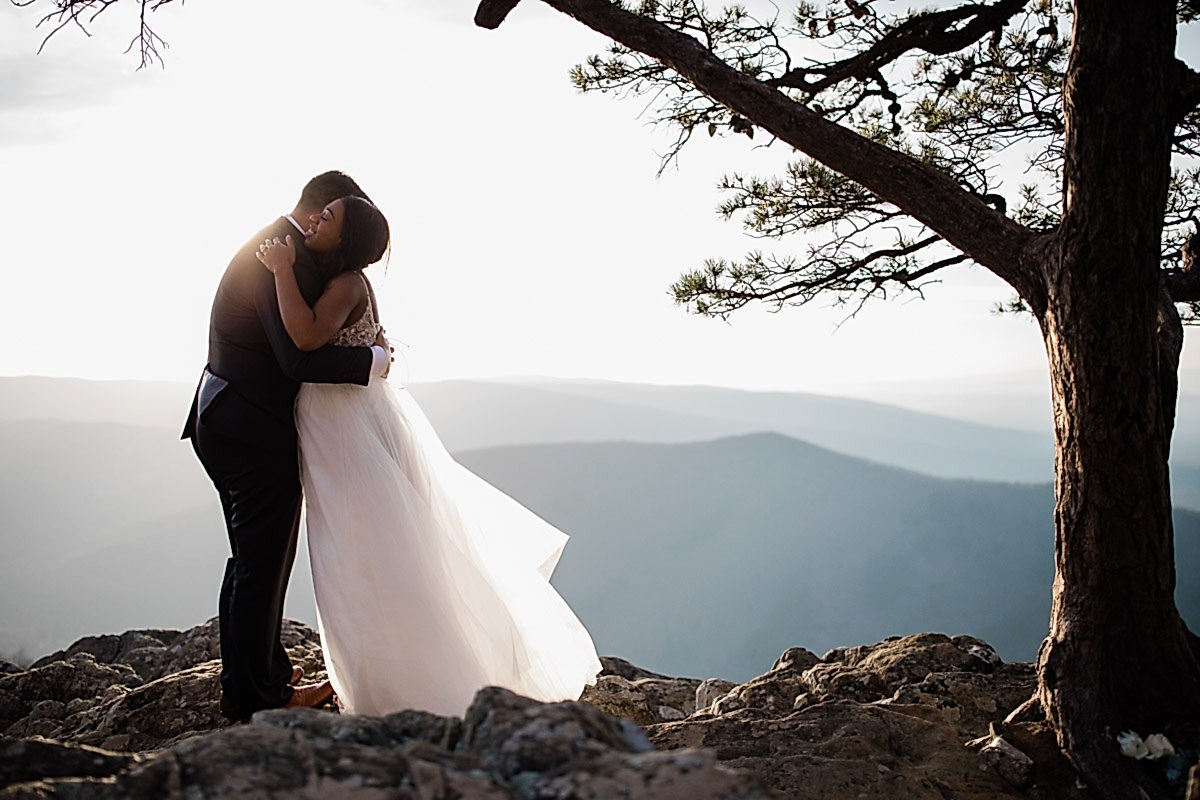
{"left": 296, "top": 378, "right": 601, "bottom": 717}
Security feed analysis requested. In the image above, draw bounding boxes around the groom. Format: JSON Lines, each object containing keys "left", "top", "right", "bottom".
{"left": 182, "top": 170, "right": 390, "bottom": 721}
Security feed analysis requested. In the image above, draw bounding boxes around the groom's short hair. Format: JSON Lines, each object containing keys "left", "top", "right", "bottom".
{"left": 298, "top": 171, "right": 370, "bottom": 209}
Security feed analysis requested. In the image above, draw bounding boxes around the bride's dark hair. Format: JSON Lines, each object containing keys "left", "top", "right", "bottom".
{"left": 323, "top": 196, "right": 390, "bottom": 277}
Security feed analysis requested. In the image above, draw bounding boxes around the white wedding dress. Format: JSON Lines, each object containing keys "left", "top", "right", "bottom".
{"left": 295, "top": 295, "right": 601, "bottom": 717}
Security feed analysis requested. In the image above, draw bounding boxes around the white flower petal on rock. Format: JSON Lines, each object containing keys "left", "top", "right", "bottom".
{"left": 1117, "top": 730, "right": 1149, "bottom": 759}
{"left": 1144, "top": 733, "right": 1175, "bottom": 760}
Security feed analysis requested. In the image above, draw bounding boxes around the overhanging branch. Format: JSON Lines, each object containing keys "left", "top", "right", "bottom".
{"left": 482, "top": 0, "right": 1040, "bottom": 305}
{"left": 475, "top": 0, "right": 523, "bottom": 29}
{"left": 13, "top": 0, "right": 175, "bottom": 68}
{"left": 770, "top": 0, "right": 1028, "bottom": 95}
{"left": 672, "top": 229, "right": 970, "bottom": 319}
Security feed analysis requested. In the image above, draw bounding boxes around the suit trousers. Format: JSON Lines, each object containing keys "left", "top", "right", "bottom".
{"left": 190, "top": 416, "right": 301, "bottom": 714}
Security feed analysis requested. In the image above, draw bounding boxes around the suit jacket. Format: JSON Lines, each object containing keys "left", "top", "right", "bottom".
{"left": 182, "top": 217, "right": 373, "bottom": 452}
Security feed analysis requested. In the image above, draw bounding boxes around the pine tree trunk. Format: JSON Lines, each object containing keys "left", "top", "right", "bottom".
{"left": 1036, "top": 2, "right": 1200, "bottom": 797}
{"left": 1039, "top": 294, "right": 1200, "bottom": 799}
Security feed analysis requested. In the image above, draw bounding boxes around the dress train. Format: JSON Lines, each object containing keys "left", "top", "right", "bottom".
{"left": 297, "top": 376, "right": 601, "bottom": 717}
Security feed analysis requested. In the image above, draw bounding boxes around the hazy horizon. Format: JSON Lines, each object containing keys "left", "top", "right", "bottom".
{"left": 2, "top": 368, "right": 1198, "bottom": 438}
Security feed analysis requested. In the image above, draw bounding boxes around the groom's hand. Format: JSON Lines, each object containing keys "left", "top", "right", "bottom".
{"left": 256, "top": 235, "right": 296, "bottom": 274}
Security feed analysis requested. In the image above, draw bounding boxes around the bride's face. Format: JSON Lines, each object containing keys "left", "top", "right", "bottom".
{"left": 305, "top": 200, "right": 344, "bottom": 254}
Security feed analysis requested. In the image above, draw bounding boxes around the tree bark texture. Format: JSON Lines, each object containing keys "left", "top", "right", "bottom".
{"left": 479, "top": 1, "right": 1200, "bottom": 796}
{"left": 1037, "top": 1, "right": 1200, "bottom": 797}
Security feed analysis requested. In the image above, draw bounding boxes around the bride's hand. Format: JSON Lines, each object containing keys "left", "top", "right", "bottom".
{"left": 256, "top": 235, "right": 296, "bottom": 274}
{"left": 375, "top": 327, "right": 394, "bottom": 379}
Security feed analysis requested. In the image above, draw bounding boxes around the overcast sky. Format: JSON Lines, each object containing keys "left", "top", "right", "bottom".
{"left": 1, "top": 0, "right": 1195, "bottom": 414}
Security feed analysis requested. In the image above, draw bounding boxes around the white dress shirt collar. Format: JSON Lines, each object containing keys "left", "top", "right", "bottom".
{"left": 285, "top": 214, "right": 307, "bottom": 235}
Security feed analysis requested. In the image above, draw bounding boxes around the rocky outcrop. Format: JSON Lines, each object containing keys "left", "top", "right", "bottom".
{"left": 0, "top": 653, "right": 141, "bottom": 736}
{"left": 31, "top": 629, "right": 181, "bottom": 681}
{"left": 28, "top": 618, "right": 326, "bottom": 684}
{"left": 646, "top": 632, "right": 1080, "bottom": 799}
{"left": 0, "top": 619, "right": 330, "bottom": 754}
{"left": 0, "top": 619, "right": 766, "bottom": 799}
{"left": 581, "top": 673, "right": 703, "bottom": 726}
{"left": 580, "top": 655, "right": 706, "bottom": 726}
{"left": 1, "top": 687, "right": 765, "bottom": 799}
{"left": 0, "top": 621, "right": 1100, "bottom": 799}
{"left": 643, "top": 633, "right": 1084, "bottom": 800}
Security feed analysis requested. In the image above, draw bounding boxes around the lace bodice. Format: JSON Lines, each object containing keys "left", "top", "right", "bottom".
{"left": 329, "top": 276, "right": 380, "bottom": 348}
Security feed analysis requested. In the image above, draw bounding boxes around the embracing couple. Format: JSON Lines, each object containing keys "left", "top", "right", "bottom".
{"left": 182, "top": 171, "right": 600, "bottom": 721}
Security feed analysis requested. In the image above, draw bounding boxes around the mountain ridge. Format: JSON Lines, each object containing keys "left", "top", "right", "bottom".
{"left": 2, "top": 377, "right": 1196, "bottom": 680}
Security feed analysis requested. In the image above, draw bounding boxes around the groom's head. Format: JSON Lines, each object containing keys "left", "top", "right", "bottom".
{"left": 295, "top": 171, "right": 369, "bottom": 217}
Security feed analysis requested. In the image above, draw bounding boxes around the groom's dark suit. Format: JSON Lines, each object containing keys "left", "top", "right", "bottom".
{"left": 182, "top": 216, "right": 372, "bottom": 716}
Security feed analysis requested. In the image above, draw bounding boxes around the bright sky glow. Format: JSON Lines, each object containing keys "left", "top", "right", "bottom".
{"left": 1, "top": 0, "right": 1195, "bottom": 404}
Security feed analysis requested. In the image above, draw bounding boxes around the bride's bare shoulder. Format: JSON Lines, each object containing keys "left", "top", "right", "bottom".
{"left": 325, "top": 270, "right": 368, "bottom": 296}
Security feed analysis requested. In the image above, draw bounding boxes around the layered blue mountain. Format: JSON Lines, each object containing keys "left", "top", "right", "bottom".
{"left": 1, "top": 376, "right": 1196, "bottom": 680}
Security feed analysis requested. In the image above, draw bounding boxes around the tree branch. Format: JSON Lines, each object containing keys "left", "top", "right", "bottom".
{"left": 672, "top": 229, "right": 968, "bottom": 318}
{"left": 13, "top": 0, "right": 175, "bottom": 68}
{"left": 516, "top": 0, "right": 1040, "bottom": 305}
{"left": 770, "top": 0, "right": 1028, "bottom": 96}
{"left": 475, "top": 0, "right": 523, "bottom": 29}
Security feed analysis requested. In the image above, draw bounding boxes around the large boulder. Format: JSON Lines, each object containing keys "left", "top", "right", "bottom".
{"left": 0, "top": 653, "right": 141, "bottom": 736}
{"left": 887, "top": 662, "right": 1037, "bottom": 741}
{"left": 635, "top": 634, "right": 1080, "bottom": 799}
{"left": 580, "top": 654, "right": 704, "bottom": 727}
{"left": 27, "top": 618, "right": 325, "bottom": 685}
{"left": 460, "top": 684, "right": 652, "bottom": 775}
{"left": 704, "top": 633, "right": 1029, "bottom": 737}
{"left": 60, "top": 662, "right": 227, "bottom": 752}
{"left": 0, "top": 739, "right": 138, "bottom": 788}
{"left": 3, "top": 661, "right": 229, "bottom": 751}
{"left": 32, "top": 630, "right": 180, "bottom": 681}
{"left": 2, "top": 619, "right": 328, "bottom": 751}
{"left": 147, "top": 618, "right": 326, "bottom": 682}
{"left": 708, "top": 646, "right": 822, "bottom": 716}
{"left": 581, "top": 674, "right": 703, "bottom": 726}
{"left": 802, "top": 633, "right": 1001, "bottom": 704}
{"left": 647, "top": 699, "right": 1077, "bottom": 799}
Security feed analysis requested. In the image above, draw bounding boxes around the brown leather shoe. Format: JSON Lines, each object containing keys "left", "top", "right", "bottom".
{"left": 291, "top": 666, "right": 303, "bottom": 684}
{"left": 284, "top": 680, "right": 334, "bottom": 710}
{"left": 218, "top": 690, "right": 251, "bottom": 724}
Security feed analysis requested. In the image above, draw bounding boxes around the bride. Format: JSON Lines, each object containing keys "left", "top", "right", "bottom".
{"left": 256, "top": 195, "right": 601, "bottom": 716}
